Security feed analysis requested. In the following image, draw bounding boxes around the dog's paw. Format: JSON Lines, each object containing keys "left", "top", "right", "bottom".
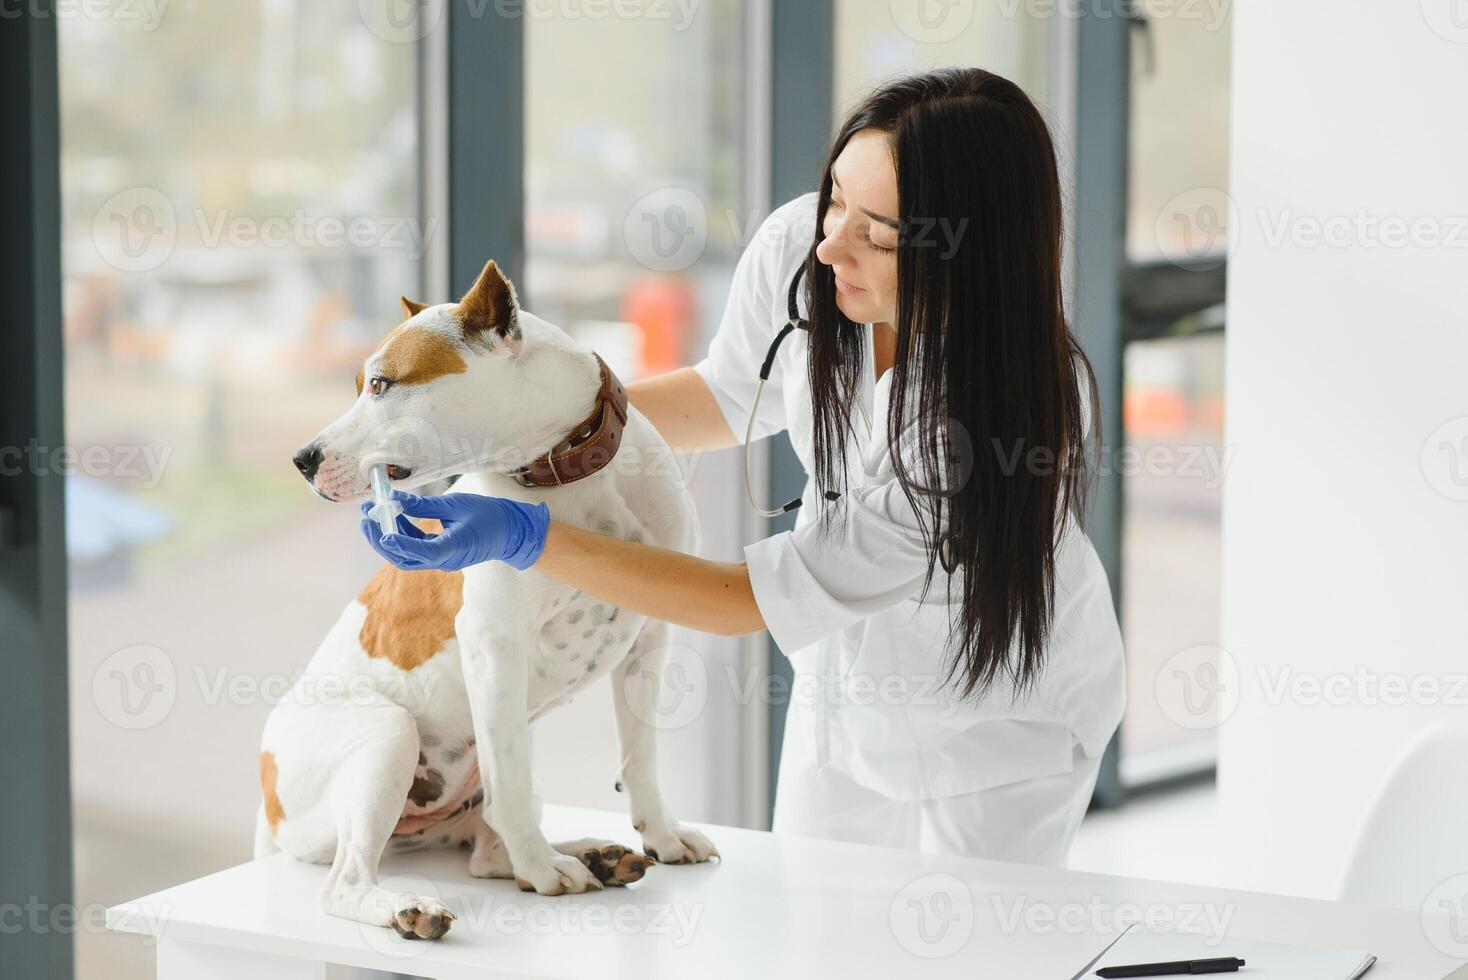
{"left": 556, "top": 839, "right": 655, "bottom": 887}
{"left": 641, "top": 824, "right": 719, "bottom": 865}
{"left": 389, "top": 895, "right": 455, "bottom": 940}
{"left": 512, "top": 851, "right": 605, "bottom": 895}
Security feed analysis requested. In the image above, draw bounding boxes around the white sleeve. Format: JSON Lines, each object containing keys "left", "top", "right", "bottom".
{"left": 743, "top": 414, "right": 955, "bottom": 653}
{"left": 743, "top": 478, "right": 940, "bottom": 654}
{"left": 690, "top": 194, "right": 816, "bottom": 446}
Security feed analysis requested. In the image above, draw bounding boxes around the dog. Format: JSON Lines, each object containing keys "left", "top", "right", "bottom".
{"left": 259, "top": 259, "right": 716, "bottom": 940}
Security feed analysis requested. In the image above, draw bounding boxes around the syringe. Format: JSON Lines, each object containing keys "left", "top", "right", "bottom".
{"left": 367, "top": 463, "right": 403, "bottom": 537}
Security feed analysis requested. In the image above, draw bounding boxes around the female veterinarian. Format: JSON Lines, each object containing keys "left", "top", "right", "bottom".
{"left": 364, "top": 68, "right": 1125, "bottom": 868}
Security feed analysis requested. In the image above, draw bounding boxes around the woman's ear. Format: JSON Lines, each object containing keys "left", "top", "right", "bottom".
{"left": 457, "top": 259, "right": 522, "bottom": 355}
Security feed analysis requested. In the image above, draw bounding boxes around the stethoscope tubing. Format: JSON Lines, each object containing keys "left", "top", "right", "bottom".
{"left": 744, "top": 263, "right": 871, "bottom": 518}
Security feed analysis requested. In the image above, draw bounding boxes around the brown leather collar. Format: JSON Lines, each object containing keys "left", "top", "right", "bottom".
{"left": 511, "top": 354, "right": 628, "bottom": 488}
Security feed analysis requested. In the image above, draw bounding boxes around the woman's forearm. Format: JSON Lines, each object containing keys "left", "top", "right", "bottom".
{"left": 534, "top": 520, "right": 765, "bottom": 637}
{"left": 627, "top": 367, "right": 738, "bottom": 454}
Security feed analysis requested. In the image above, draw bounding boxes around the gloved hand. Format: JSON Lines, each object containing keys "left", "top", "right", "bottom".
{"left": 359, "top": 489, "right": 551, "bottom": 571}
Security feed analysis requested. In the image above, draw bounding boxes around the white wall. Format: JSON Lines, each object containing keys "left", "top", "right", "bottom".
{"left": 1219, "top": 0, "right": 1468, "bottom": 900}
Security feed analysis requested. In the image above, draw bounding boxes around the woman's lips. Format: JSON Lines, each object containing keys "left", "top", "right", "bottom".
{"left": 834, "top": 274, "right": 866, "bottom": 295}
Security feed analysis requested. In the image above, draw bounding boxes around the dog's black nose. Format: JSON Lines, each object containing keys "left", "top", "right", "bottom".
{"left": 293, "top": 445, "right": 323, "bottom": 481}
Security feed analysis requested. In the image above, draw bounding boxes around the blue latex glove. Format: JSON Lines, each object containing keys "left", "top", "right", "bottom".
{"left": 359, "top": 489, "right": 551, "bottom": 571}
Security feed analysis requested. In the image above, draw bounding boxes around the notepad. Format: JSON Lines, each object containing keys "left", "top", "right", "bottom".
{"left": 1086, "top": 924, "right": 1377, "bottom": 980}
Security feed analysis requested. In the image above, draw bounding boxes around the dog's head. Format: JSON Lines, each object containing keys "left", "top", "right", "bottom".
{"left": 292, "top": 258, "right": 525, "bottom": 501}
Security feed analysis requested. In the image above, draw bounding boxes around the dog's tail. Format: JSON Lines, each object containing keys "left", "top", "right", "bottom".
{"left": 253, "top": 803, "right": 281, "bottom": 860}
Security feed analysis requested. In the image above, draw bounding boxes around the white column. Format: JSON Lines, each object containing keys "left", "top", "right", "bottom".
{"left": 1221, "top": 0, "right": 1468, "bottom": 899}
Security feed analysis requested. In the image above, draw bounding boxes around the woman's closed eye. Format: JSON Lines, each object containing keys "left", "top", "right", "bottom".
{"left": 831, "top": 200, "right": 894, "bottom": 252}
{"left": 865, "top": 231, "right": 895, "bottom": 254}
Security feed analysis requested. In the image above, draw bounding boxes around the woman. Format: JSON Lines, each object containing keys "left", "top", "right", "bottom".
{"left": 365, "top": 67, "right": 1125, "bottom": 867}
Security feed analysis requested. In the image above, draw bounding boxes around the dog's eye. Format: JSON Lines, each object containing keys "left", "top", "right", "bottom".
{"left": 368, "top": 376, "right": 393, "bottom": 397}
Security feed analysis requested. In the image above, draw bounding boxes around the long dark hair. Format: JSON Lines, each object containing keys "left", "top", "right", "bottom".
{"left": 804, "top": 67, "right": 1100, "bottom": 700}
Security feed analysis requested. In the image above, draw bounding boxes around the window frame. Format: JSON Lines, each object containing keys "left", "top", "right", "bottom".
{"left": 1, "top": 8, "right": 74, "bottom": 977}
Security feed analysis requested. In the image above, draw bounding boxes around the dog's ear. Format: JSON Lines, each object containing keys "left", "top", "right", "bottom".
{"left": 457, "top": 259, "right": 521, "bottom": 352}
{"left": 400, "top": 296, "right": 428, "bottom": 319}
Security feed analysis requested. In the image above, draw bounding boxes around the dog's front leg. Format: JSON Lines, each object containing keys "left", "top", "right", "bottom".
{"left": 457, "top": 581, "right": 602, "bottom": 896}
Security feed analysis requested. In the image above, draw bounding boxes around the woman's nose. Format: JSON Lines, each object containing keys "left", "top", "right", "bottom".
{"left": 816, "top": 215, "right": 848, "bottom": 266}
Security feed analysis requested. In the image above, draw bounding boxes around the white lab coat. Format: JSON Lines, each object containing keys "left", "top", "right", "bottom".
{"left": 692, "top": 193, "right": 1126, "bottom": 866}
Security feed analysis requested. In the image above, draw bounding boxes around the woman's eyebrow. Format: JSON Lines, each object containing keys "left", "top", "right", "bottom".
{"left": 831, "top": 171, "right": 899, "bottom": 229}
{"left": 863, "top": 209, "right": 899, "bottom": 230}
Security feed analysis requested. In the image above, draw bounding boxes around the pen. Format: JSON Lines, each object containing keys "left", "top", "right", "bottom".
{"left": 1096, "top": 956, "right": 1246, "bottom": 977}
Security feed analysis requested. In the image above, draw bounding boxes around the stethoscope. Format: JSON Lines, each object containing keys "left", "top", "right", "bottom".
{"left": 744, "top": 262, "right": 873, "bottom": 518}
{"left": 745, "top": 265, "right": 960, "bottom": 574}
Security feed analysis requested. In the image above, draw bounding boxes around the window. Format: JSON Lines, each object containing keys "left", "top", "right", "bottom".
{"left": 61, "top": 5, "right": 419, "bottom": 977}
{"left": 1119, "top": 0, "right": 1232, "bottom": 785}
{"left": 834, "top": 1, "right": 1053, "bottom": 115}
{"left": 520, "top": 0, "right": 758, "bottom": 825}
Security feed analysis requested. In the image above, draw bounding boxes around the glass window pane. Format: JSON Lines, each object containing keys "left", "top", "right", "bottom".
{"left": 522, "top": 0, "right": 753, "bottom": 825}
{"left": 835, "top": 1, "right": 1053, "bottom": 115}
{"left": 60, "top": 5, "right": 419, "bottom": 978}
{"left": 1121, "top": 332, "right": 1227, "bottom": 780}
{"left": 1127, "top": 0, "right": 1233, "bottom": 263}
{"left": 1120, "top": 0, "right": 1232, "bottom": 783}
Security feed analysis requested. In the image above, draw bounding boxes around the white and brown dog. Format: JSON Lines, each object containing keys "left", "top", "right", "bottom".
{"left": 259, "top": 260, "right": 716, "bottom": 941}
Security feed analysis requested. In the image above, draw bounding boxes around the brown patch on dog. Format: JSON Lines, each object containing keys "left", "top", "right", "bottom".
{"left": 358, "top": 567, "right": 464, "bottom": 670}
{"left": 259, "top": 751, "right": 286, "bottom": 834}
{"left": 355, "top": 371, "right": 364, "bottom": 396}
{"left": 570, "top": 842, "right": 654, "bottom": 887}
{"left": 375, "top": 325, "right": 468, "bottom": 387}
{"left": 391, "top": 902, "right": 454, "bottom": 940}
{"left": 393, "top": 766, "right": 483, "bottom": 837}
{"left": 408, "top": 768, "right": 447, "bottom": 807}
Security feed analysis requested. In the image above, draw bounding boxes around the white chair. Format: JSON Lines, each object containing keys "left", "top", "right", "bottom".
{"left": 1340, "top": 723, "right": 1468, "bottom": 911}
